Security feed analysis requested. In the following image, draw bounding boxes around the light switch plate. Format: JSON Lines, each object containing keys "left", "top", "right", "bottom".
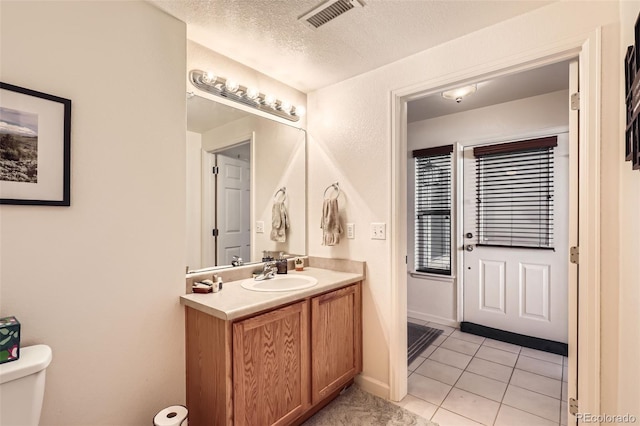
{"left": 346, "top": 223, "right": 355, "bottom": 239}
{"left": 371, "top": 223, "right": 386, "bottom": 240}
{"left": 256, "top": 221, "right": 264, "bottom": 233}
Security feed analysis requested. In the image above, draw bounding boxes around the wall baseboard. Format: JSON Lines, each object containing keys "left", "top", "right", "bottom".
{"left": 407, "top": 310, "right": 459, "bottom": 328}
{"left": 355, "top": 374, "right": 389, "bottom": 399}
{"left": 460, "top": 321, "right": 568, "bottom": 356}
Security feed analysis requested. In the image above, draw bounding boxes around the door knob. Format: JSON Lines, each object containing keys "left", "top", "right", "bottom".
{"left": 465, "top": 244, "right": 474, "bottom": 252}
{"left": 466, "top": 232, "right": 473, "bottom": 239}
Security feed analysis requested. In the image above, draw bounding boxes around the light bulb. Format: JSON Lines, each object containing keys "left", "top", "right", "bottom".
{"left": 225, "top": 79, "right": 239, "bottom": 93}
{"left": 280, "top": 100, "right": 292, "bottom": 114}
{"left": 202, "top": 71, "right": 216, "bottom": 84}
{"left": 294, "top": 105, "right": 306, "bottom": 117}
{"left": 246, "top": 87, "right": 260, "bottom": 100}
{"left": 264, "top": 94, "right": 277, "bottom": 108}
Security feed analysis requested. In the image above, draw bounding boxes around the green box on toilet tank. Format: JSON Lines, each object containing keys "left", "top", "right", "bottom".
{"left": 0, "top": 316, "right": 20, "bottom": 364}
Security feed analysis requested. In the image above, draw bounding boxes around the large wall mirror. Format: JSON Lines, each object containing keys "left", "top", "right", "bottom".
{"left": 186, "top": 94, "right": 306, "bottom": 272}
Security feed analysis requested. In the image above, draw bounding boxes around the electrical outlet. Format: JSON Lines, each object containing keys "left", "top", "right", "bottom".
{"left": 346, "top": 223, "right": 355, "bottom": 239}
{"left": 371, "top": 223, "right": 386, "bottom": 240}
{"left": 256, "top": 221, "right": 264, "bottom": 233}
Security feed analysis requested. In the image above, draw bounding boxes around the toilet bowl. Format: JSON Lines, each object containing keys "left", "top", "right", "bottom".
{"left": 0, "top": 345, "right": 52, "bottom": 426}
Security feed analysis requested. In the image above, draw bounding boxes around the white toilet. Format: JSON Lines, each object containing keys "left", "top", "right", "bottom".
{"left": 0, "top": 345, "right": 52, "bottom": 426}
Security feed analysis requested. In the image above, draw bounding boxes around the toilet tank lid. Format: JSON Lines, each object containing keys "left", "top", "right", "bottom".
{"left": 0, "top": 345, "right": 52, "bottom": 385}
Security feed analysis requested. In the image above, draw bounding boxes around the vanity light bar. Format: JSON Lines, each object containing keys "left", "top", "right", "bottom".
{"left": 189, "top": 69, "right": 304, "bottom": 122}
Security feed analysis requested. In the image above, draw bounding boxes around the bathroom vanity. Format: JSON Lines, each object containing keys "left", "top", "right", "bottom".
{"left": 181, "top": 261, "right": 364, "bottom": 426}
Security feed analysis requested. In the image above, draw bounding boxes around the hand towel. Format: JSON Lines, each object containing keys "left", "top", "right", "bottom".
{"left": 321, "top": 198, "right": 342, "bottom": 246}
{"left": 270, "top": 200, "right": 289, "bottom": 242}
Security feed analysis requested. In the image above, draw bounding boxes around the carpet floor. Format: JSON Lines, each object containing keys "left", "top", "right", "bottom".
{"left": 302, "top": 385, "right": 436, "bottom": 426}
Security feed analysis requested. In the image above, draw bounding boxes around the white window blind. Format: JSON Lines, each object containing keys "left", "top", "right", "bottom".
{"left": 474, "top": 136, "right": 557, "bottom": 249}
{"left": 413, "top": 145, "right": 453, "bottom": 275}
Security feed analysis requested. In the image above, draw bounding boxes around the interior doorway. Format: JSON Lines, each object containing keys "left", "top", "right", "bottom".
{"left": 389, "top": 34, "right": 603, "bottom": 420}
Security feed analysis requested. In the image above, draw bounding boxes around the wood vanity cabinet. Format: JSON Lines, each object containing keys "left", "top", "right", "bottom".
{"left": 185, "top": 282, "right": 362, "bottom": 426}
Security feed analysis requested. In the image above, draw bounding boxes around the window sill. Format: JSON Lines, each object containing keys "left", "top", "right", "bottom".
{"left": 409, "top": 271, "right": 455, "bottom": 282}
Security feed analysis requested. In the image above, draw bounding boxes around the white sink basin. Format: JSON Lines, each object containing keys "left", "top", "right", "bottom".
{"left": 240, "top": 274, "right": 318, "bottom": 292}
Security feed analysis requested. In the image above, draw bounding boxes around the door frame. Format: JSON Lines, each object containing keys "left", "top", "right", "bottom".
{"left": 390, "top": 29, "right": 602, "bottom": 419}
{"left": 201, "top": 133, "right": 255, "bottom": 267}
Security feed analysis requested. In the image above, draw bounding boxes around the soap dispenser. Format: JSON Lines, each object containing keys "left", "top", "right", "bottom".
{"left": 276, "top": 252, "right": 287, "bottom": 274}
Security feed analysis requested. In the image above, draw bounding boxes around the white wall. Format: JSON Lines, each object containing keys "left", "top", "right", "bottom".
{"left": 307, "top": 1, "right": 619, "bottom": 397}
{"left": 616, "top": 0, "right": 640, "bottom": 417}
{"left": 406, "top": 90, "right": 569, "bottom": 324}
{"left": 0, "top": 2, "right": 186, "bottom": 425}
{"left": 186, "top": 131, "right": 202, "bottom": 270}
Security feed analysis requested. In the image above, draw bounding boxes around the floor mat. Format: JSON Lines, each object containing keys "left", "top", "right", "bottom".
{"left": 408, "top": 323, "right": 443, "bottom": 364}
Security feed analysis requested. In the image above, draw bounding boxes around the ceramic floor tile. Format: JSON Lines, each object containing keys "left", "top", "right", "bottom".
{"left": 503, "top": 384, "right": 561, "bottom": 422}
{"left": 409, "top": 356, "right": 426, "bottom": 372}
{"left": 561, "top": 401, "right": 568, "bottom": 425}
{"left": 465, "top": 357, "right": 514, "bottom": 383}
{"left": 482, "top": 338, "right": 521, "bottom": 354}
{"left": 454, "top": 371, "right": 507, "bottom": 402}
{"left": 562, "top": 381, "right": 568, "bottom": 401}
{"left": 431, "top": 334, "right": 448, "bottom": 347}
{"left": 520, "top": 347, "right": 564, "bottom": 365}
{"left": 516, "top": 355, "right": 563, "bottom": 380}
{"left": 394, "top": 394, "right": 439, "bottom": 420}
{"left": 418, "top": 344, "right": 437, "bottom": 359}
{"left": 441, "top": 387, "right": 500, "bottom": 425}
{"left": 510, "top": 369, "right": 562, "bottom": 399}
{"left": 450, "top": 330, "right": 486, "bottom": 344}
{"left": 407, "top": 373, "right": 453, "bottom": 406}
{"left": 431, "top": 408, "right": 484, "bottom": 426}
{"left": 494, "top": 404, "right": 559, "bottom": 426}
{"left": 429, "top": 347, "right": 473, "bottom": 370}
{"left": 440, "top": 336, "right": 481, "bottom": 356}
{"left": 408, "top": 317, "right": 427, "bottom": 326}
{"left": 475, "top": 345, "right": 519, "bottom": 367}
{"left": 562, "top": 365, "right": 568, "bottom": 382}
{"left": 425, "top": 322, "right": 456, "bottom": 336}
{"left": 414, "top": 358, "right": 463, "bottom": 386}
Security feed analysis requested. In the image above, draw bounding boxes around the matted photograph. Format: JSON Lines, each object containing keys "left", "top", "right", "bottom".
{"left": 0, "top": 83, "right": 71, "bottom": 206}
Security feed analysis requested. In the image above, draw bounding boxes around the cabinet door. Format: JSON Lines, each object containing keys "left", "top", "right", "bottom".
{"left": 233, "top": 301, "right": 310, "bottom": 426}
{"left": 311, "top": 283, "right": 362, "bottom": 404}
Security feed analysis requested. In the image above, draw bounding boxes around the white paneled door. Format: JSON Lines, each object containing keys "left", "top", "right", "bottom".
{"left": 215, "top": 154, "right": 250, "bottom": 266}
{"left": 462, "top": 134, "right": 569, "bottom": 343}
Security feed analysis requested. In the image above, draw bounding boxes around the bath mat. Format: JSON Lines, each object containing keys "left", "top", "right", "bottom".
{"left": 408, "top": 323, "right": 443, "bottom": 364}
{"left": 302, "top": 385, "right": 436, "bottom": 426}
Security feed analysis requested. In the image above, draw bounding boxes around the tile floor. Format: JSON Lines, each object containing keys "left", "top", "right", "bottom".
{"left": 397, "top": 318, "right": 568, "bottom": 426}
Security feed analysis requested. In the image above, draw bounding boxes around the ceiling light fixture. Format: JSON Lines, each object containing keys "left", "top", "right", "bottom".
{"left": 441, "top": 84, "right": 477, "bottom": 103}
{"left": 189, "top": 69, "right": 304, "bottom": 122}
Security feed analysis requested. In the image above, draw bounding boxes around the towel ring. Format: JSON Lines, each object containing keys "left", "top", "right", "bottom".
{"left": 323, "top": 182, "right": 340, "bottom": 200}
{"left": 274, "top": 187, "right": 287, "bottom": 202}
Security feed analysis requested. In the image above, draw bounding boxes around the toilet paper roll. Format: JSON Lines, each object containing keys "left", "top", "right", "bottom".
{"left": 153, "top": 405, "right": 188, "bottom": 426}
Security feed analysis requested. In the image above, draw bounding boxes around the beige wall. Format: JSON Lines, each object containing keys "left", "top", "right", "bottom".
{"left": 186, "top": 131, "right": 203, "bottom": 270}
{"left": 0, "top": 2, "right": 187, "bottom": 425}
{"left": 307, "top": 0, "right": 620, "bottom": 397}
{"left": 617, "top": 0, "right": 640, "bottom": 417}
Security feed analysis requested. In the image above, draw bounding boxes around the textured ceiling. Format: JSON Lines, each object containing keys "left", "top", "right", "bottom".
{"left": 149, "top": 0, "right": 553, "bottom": 93}
{"left": 408, "top": 60, "right": 571, "bottom": 123}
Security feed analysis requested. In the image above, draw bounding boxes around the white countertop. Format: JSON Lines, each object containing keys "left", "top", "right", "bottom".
{"left": 180, "top": 267, "right": 364, "bottom": 321}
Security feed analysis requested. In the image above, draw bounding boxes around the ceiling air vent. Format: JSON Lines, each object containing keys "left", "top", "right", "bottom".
{"left": 299, "top": 0, "right": 365, "bottom": 29}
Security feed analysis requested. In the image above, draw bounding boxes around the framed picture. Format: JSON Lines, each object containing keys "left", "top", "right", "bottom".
{"left": 0, "top": 82, "right": 71, "bottom": 206}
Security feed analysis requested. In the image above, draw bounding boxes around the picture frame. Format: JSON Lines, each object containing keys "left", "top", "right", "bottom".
{"left": 0, "top": 82, "right": 71, "bottom": 206}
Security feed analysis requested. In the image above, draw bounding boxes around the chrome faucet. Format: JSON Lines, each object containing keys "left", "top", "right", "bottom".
{"left": 231, "top": 255, "right": 243, "bottom": 267}
{"left": 255, "top": 262, "right": 278, "bottom": 281}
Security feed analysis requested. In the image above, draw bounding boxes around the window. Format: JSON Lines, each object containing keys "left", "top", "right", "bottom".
{"left": 474, "top": 136, "right": 557, "bottom": 249}
{"left": 413, "top": 145, "right": 453, "bottom": 275}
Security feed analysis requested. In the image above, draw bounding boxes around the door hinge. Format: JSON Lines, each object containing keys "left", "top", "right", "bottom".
{"left": 569, "top": 397, "right": 579, "bottom": 415}
{"left": 570, "top": 246, "right": 579, "bottom": 264}
{"left": 212, "top": 228, "right": 219, "bottom": 237}
{"left": 571, "top": 92, "right": 580, "bottom": 110}
{"left": 212, "top": 166, "right": 219, "bottom": 175}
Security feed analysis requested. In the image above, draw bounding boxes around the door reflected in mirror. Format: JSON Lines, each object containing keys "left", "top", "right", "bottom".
{"left": 186, "top": 94, "right": 306, "bottom": 272}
